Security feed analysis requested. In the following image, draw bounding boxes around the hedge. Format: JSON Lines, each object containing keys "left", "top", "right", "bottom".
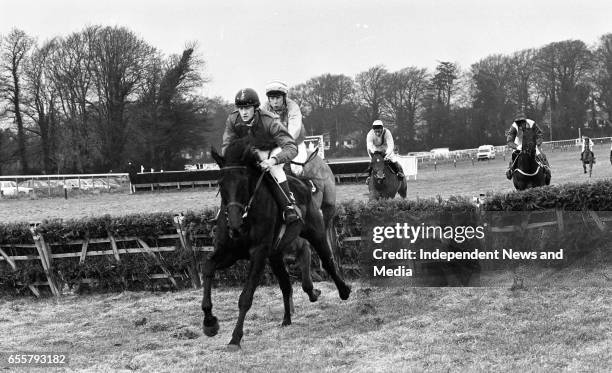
{"left": 1, "top": 180, "right": 612, "bottom": 296}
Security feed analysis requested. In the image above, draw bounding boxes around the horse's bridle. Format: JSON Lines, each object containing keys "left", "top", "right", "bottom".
{"left": 219, "top": 165, "right": 267, "bottom": 221}
{"left": 512, "top": 144, "right": 542, "bottom": 177}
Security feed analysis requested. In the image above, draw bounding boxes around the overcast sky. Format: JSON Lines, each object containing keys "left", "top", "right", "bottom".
{"left": 1, "top": 0, "right": 611, "bottom": 101}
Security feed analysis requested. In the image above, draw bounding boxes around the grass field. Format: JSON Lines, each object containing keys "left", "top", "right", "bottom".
{"left": 1, "top": 146, "right": 612, "bottom": 224}
{"left": 1, "top": 268, "right": 610, "bottom": 372}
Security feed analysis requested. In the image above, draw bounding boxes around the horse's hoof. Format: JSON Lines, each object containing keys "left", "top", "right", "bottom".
{"left": 309, "top": 288, "right": 321, "bottom": 302}
{"left": 225, "top": 344, "right": 241, "bottom": 352}
{"left": 339, "top": 284, "right": 351, "bottom": 300}
{"left": 202, "top": 317, "right": 219, "bottom": 337}
{"left": 281, "top": 318, "right": 292, "bottom": 326}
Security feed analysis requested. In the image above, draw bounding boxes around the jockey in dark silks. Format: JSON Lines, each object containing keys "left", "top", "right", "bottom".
{"left": 505, "top": 112, "right": 551, "bottom": 181}
{"left": 366, "top": 120, "right": 405, "bottom": 179}
{"left": 221, "top": 88, "right": 300, "bottom": 224}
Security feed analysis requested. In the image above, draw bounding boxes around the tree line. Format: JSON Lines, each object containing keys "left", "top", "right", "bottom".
{"left": 0, "top": 26, "right": 611, "bottom": 175}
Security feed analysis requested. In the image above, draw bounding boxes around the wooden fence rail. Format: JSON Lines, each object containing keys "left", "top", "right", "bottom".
{"left": 1, "top": 209, "right": 610, "bottom": 297}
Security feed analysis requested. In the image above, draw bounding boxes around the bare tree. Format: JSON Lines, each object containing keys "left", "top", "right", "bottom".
{"left": 355, "top": 65, "right": 388, "bottom": 125}
{"left": 383, "top": 67, "right": 429, "bottom": 151}
{"left": 23, "top": 39, "right": 60, "bottom": 173}
{"left": 0, "top": 28, "right": 34, "bottom": 173}
{"left": 292, "top": 74, "right": 356, "bottom": 151}
{"left": 592, "top": 33, "right": 612, "bottom": 127}
{"left": 89, "top": 26, "right": 156, "bottom": 171}
{"left": 48, "top": 27, "right": 98, "bottom": 172}
{"left": 535, "top": 40, "right": 593, "bottom": 139}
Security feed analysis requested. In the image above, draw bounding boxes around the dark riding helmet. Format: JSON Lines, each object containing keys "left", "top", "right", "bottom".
{"left": 235, "top": 88, "right": 260, "bottom": 108}
{"left": 514, "top": 112, "right": 527, "bottom": 123}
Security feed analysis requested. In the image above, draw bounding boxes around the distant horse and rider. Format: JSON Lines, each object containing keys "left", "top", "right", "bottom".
{"left": 367, "top": 151, "right": 407, "bottom": 200}
{"left": 505, "top": 113, "right": 551, "bottom": 190}
{"left": 366, "top": 120, "right": 407, "bottom": 200}
{"left": 580, "top": 136, "right": 596, "bottom": 177}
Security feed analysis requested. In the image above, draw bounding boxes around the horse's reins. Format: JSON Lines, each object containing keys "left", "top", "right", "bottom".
{"left": 510, "top": 146, "right": 545, "bottom": 177}
{"left": 290, "top": 147, "right": 319, "bottom": 166}
{"left": 220, "top": 165, "right": 267, "bottom": 219}
{"left": 220, "top": 164, "right": 289, "bottom": 252}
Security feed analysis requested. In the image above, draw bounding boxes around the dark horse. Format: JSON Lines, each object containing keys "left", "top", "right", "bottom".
{"left": 202, "top": 138, "right": 351, "bottom": 350}
{"left": 368, "top": 151, "right": 407, "bottom": 200}
{"left": 511, "top": 127, "right": 550, "bottom": 190}
{"left": 581, "top": 142, "right": 595, "bottom": 177}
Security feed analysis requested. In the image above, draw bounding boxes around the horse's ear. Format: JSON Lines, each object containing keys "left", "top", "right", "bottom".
{"left": 211, "top": 147, "right": 224, "bottom": 168}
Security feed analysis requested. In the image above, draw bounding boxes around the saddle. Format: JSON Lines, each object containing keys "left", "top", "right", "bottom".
{"left": 284, "top": 162, "right": 317, "bottom": 193}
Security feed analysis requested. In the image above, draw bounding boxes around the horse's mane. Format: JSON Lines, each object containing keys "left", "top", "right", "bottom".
{"left": 224, "top": 138, "right": 259, "bottom": 167}
{"left": 521, "top": 127, "right": 537, "bottom": 153}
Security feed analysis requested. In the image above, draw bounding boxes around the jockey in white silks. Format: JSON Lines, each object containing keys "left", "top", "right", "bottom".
{"left": 505, "top": 112, "right": 551, "bottom": 180}
{"left": 261, "top": 80, "right": 308, "bottom": 176}
{"left": 366, "top": 120, "right": 404, "bottom": 179}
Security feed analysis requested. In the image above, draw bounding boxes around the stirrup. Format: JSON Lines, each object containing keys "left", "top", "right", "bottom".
{"left": 283, "top": 205, "right": 301, "bottom": 223}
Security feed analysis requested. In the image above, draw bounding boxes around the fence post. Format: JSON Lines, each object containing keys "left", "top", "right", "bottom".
{"left": 107, "top": 230, "right": 128, "bottom": 289}
{"left": 29, "top": 223, "right": 60, "bottom": 296}
{"left": 136, "top": 238, "right": 179, "bottom": 289}
{"left": 588, "top": 211, "right": 606, "bottom": 231}
{"left": 173, "top": 213, "right": 202, "bottom": 288}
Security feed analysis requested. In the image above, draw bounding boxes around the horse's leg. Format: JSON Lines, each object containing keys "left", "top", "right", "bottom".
{"left": 294, "top": 238, "right": 320, "bottom": 302}
{"left": 228, "top": 244, "right": 268, "bottom": 349}
{"left": 268, "top": 251, "right": 294, "bottom": 326}
{"left": 321, "top": 182, "right": 339, "bottom": 266}
{"left": 301, "top": 212, "right": 351, "bottom": 300}
{"left": 398, "top": 178, "right": 407, "bottom": 198}
{"left": 583, "top": 162, "right": 587, "bottom": 173}
{"left": 202, "top": 250, "right": 237, "bottom": 337}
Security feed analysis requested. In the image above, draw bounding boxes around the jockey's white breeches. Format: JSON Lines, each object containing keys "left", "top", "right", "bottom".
{"left": 254, "top": 148, "right": 287, "bottom": 183}
{"left": 290, "top": 142, "right": 307, "bottom": 176}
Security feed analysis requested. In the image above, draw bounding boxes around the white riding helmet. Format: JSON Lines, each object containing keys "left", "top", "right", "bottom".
{"left": 372, "top": 120, "right": 384, "bottom": 129}
{"left": 265, "top": 80, "right": 288, "bottom": 96}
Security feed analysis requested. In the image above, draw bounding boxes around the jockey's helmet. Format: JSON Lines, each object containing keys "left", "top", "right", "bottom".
{"left": 514, "top": 112, "right": 527, "bottom": 123}
{"left": 372, "top": 120, "right": 384, "bottom": 129}
{"left": 235, "top": 88, "right": 260, "bottom": 108}
{"left": 265, "top": 80, "right": 288, "bottom": 97}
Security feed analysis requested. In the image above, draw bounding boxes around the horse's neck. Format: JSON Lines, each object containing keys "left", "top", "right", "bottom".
{"left": 518, "top": 149, "right": 538, "bottom": 171}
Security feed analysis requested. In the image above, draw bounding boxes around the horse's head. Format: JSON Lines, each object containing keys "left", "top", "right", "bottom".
{"left": 211, "top": 139, "right": 260, "bottom": 238}
{"left": 370, "top": 152, "right": 386, "bottom": 183}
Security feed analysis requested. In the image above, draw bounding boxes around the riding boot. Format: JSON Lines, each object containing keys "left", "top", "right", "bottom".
{"left": 393, "top": 162, "right": 405, "bottom": 179}
{"left": 283, "top": 162, "right": 295, "bottom": 178}
{"left": 506, "top": 168, "right": 513, "bottom": 180}
{"left": 271, "top": 181, "right": 301, "bottom": 224}
{"left": 365, "top": 166, "right": 372, "bottom": 184}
